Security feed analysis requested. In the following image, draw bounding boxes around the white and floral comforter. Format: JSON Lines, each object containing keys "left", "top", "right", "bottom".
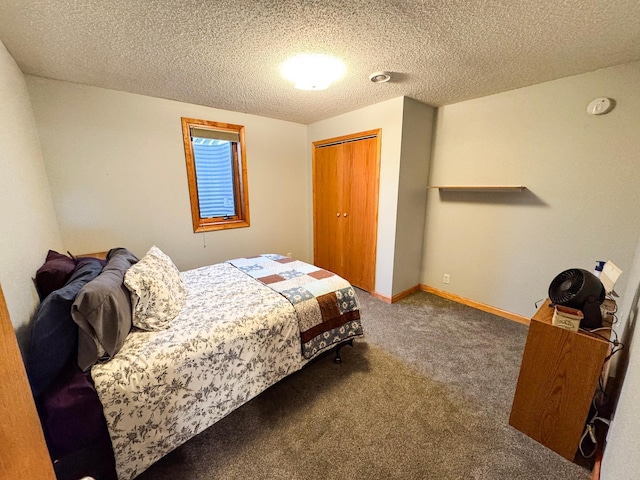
{"left": 91, "top": 263, "right": 307, "bottom": 480}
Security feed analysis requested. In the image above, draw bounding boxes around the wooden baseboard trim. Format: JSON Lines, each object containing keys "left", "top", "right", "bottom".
{"left": 392, "top": 285, "right": 420, "bottom": 303}
{"left": 371, "top": 284, "right": 531, "bottom": 326}
{"left": 419, "top": 285, "right": 530, "bottom": 325}
{"left": 371, "top": 285, "right": 421, "bottom": 304}
{"left": 370, "top": 291, "right": 391, "bottom": 303}
{"left": 591, "top": 450, "right": 602, "bottom": 480}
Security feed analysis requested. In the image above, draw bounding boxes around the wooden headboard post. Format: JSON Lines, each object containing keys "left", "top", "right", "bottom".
{"left": 0, "top": 285, "right": 56, "bottom": 479}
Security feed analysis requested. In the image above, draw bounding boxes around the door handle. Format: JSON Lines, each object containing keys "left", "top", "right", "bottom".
{"left": 343, "top": 213, "right": 348, "bottom": 217}
{"left": 336, "top": 213, "right": 340, "bottom": 217}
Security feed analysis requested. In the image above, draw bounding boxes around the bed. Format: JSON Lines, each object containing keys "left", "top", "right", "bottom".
{"left": 27, "top": 248, "right": 364, "bottom": 480}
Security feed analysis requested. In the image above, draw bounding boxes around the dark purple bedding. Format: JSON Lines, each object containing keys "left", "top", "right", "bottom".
{"left": 37, "top": 361, "right": 116, "bottom": 479}
{"left": 28, "top": 248, "right": 137, "bottom": 480}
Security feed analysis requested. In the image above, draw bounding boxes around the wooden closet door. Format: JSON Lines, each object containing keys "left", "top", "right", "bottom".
{"left": 342, "top": 137, "right": 378, "bottom": 292}
{"left": 313, "top": 142, "right": 346, "bottom": 277}
{"left": 313, "top": 130, "right": 380, "bottom": 292}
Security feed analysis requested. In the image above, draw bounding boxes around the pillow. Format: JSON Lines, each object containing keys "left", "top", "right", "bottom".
{"left": 71, "top": 248, "right": 139, "bottom": 371}
{"left": 124, "top": 246, "right": 187, "bottom": 331}
{"left": 34, "top": 250, "right": 77, "bottom": 300}
{"left": 27, "top": 258, "right": 105, "bottom": 397}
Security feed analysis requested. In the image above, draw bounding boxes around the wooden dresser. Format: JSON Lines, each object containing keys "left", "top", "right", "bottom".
{"left": 509, "top": 299, "right": 610, "bottom": 460}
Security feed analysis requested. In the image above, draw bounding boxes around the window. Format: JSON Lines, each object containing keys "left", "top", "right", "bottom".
{"left": 181, "top": 118, "right": 250, "bottom": 232}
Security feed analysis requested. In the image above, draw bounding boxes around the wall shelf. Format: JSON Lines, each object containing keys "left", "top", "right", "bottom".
{"left": 429, "top": 185, "right": 525, "bottom": 192}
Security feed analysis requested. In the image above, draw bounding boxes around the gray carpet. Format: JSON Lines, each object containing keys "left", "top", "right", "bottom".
{"left": 137, "top": 290, "right": 591, "bottom": 480}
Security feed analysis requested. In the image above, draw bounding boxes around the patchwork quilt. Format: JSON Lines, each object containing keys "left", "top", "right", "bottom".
{"left": 227, "top": 254, "right": 364, "bottom": 359}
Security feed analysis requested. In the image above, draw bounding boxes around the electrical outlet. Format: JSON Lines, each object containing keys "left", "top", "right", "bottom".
{"left": 286, "top": 252, "right": 292, "bottom": 259}
{"left": 443, "top": 274, "right": 450, "bottom": 284}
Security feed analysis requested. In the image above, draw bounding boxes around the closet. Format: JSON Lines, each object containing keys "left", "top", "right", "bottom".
{"left": 312, "top": 129, "right": 380, "bottom": 292}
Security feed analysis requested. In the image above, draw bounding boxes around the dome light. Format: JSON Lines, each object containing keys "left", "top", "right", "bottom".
{"left": 281, "top": 54, "right": 346, "bottom": 91}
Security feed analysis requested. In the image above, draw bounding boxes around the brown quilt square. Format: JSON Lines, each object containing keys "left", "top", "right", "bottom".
{"left": 317, "top": 292, "right": 340, "bottom": 320}
{"left": 275, "top": 257, "right": 296, "bottom": 264}
{"left": 258, "top": 274, "right": 286, "bottom": 284}
{"left": 308, "top": 269, "right": 334, "bottom": 280}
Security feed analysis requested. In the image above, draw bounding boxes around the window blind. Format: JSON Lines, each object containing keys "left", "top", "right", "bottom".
{"left": 190, "top": 127, "right": 240, "bottom": 143}
{"left": 191, "top": 139, "right": 236, "bottom": 218}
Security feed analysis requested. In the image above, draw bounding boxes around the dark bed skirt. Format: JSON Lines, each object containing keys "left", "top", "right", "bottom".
{"left": 36, "top": 361, "right": 117, "bottom": 480}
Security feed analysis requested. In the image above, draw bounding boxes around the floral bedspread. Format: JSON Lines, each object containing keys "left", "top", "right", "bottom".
{"left": 91, "top": 263, "right": 306, "bottom": 480}
{"left": 227, "top": 254, "right": 364, "bottom": 359}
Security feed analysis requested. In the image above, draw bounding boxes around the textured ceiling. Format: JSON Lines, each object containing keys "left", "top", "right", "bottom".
{"left": 1, "top": 0, "right": 639, "bottom": 124}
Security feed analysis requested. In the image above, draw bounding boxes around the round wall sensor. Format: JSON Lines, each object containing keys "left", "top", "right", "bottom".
{"left": 587, "top": 97, "right": 614, "bottom": 115}
{"left": 369, "top": 71, "right": 391, "bottom": 83}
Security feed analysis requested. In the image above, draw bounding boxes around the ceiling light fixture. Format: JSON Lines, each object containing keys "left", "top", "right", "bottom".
{"left": 369, "top": 71, "right": 392, "bottom": 83}
{"left": 280, "top": 54, "right": 346, "bottom": 91}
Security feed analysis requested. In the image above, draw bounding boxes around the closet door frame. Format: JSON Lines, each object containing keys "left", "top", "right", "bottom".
{"left": 312, "top": 129, "right": 381, "bottom": 291}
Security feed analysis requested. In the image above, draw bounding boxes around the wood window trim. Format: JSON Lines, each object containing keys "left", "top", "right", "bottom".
{"left": 181, "top": 117, "right": 250, "bottom": 232}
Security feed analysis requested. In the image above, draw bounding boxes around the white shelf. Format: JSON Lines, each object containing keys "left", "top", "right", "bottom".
{"left": 429, "top": 185, "right": 525, "bottom": 192}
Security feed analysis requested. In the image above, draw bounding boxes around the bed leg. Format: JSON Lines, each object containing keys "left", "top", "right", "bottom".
{"left": 333, "top": 339, "right": 354, "bottom": 364}
{"left": 334, "top": 348, "right": 342, "bottom": 364}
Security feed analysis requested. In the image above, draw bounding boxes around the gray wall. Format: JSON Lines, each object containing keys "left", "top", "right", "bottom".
{"left": 393, "top": 97, "right": 435, "bottom": 295}
{"left": 601, "top": 233, "right": 640, "bottom": 479}
{"left": 26, "top": 77, "right": 310, "bottom": 271}
{"left": 0, "top": 42, "right": 63, "bottom": 352}
{"left": 422, "top": 61, "right": 640, "bottom": 319}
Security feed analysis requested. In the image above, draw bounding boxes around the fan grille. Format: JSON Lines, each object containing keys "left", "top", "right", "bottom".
{"left": 549, "top": 269, "right": 585, "bottom": 305}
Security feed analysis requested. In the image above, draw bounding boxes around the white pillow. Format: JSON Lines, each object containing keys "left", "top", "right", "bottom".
{"left": 124, "top": 246, "right": 187, "bottom": 331}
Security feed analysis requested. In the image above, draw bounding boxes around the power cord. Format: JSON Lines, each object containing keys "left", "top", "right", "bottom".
{"left": 577, "top": 325, "right": 624, "bottom": 457}
{"left": 578, "top": 327, "right": 624, "bottom": 397}
{"left": 579, "top": 406, "right": 611, "bottom": 458}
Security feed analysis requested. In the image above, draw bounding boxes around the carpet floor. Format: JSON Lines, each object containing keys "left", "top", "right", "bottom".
{"left": 137, "top": 290, "right": 591, "bottom": 480}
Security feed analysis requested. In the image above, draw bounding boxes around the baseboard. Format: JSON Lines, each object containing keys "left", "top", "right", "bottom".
{"left": 419, "top": 285, "right": 530, "bottom": 325}
{"left": 371, "top": 285, "right": 421, "bottom": 304}
{"left": 370, "top": 284, "right": 530, "bottom": 326}
{"left": 370, "top": 291, "right": 391, "bottom": 303}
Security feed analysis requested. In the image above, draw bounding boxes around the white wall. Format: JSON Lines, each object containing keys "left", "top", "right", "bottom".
{"left": 26, "top": 77, "right": 310, "bottom": 271}
{"left": 393, "top": 97, "right": 434, "bottom": 295}
{"left": 0, "top": 42, "right": 63, "bottom": 352}
{"left": 422, "top": 61, "right": 640, "bottom": 318}
{"left": 601, "top": 233, "right": 640, "bottom": 479}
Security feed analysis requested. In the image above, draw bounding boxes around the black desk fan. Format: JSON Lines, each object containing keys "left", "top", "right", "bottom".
{"left": 548, "top": 268, "right": 606, "bottom": 328}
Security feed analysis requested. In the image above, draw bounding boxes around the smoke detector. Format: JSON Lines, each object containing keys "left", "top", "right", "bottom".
{"left": 369, "top": 71, "right": 391, "bottom": 83}
{"left": 587, "top": 97, "right": 614, "bottom": 115}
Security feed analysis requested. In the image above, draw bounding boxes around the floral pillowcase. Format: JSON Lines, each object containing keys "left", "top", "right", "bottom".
{"left": 124, "top": 246, "right": 187, "bottom": 331}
